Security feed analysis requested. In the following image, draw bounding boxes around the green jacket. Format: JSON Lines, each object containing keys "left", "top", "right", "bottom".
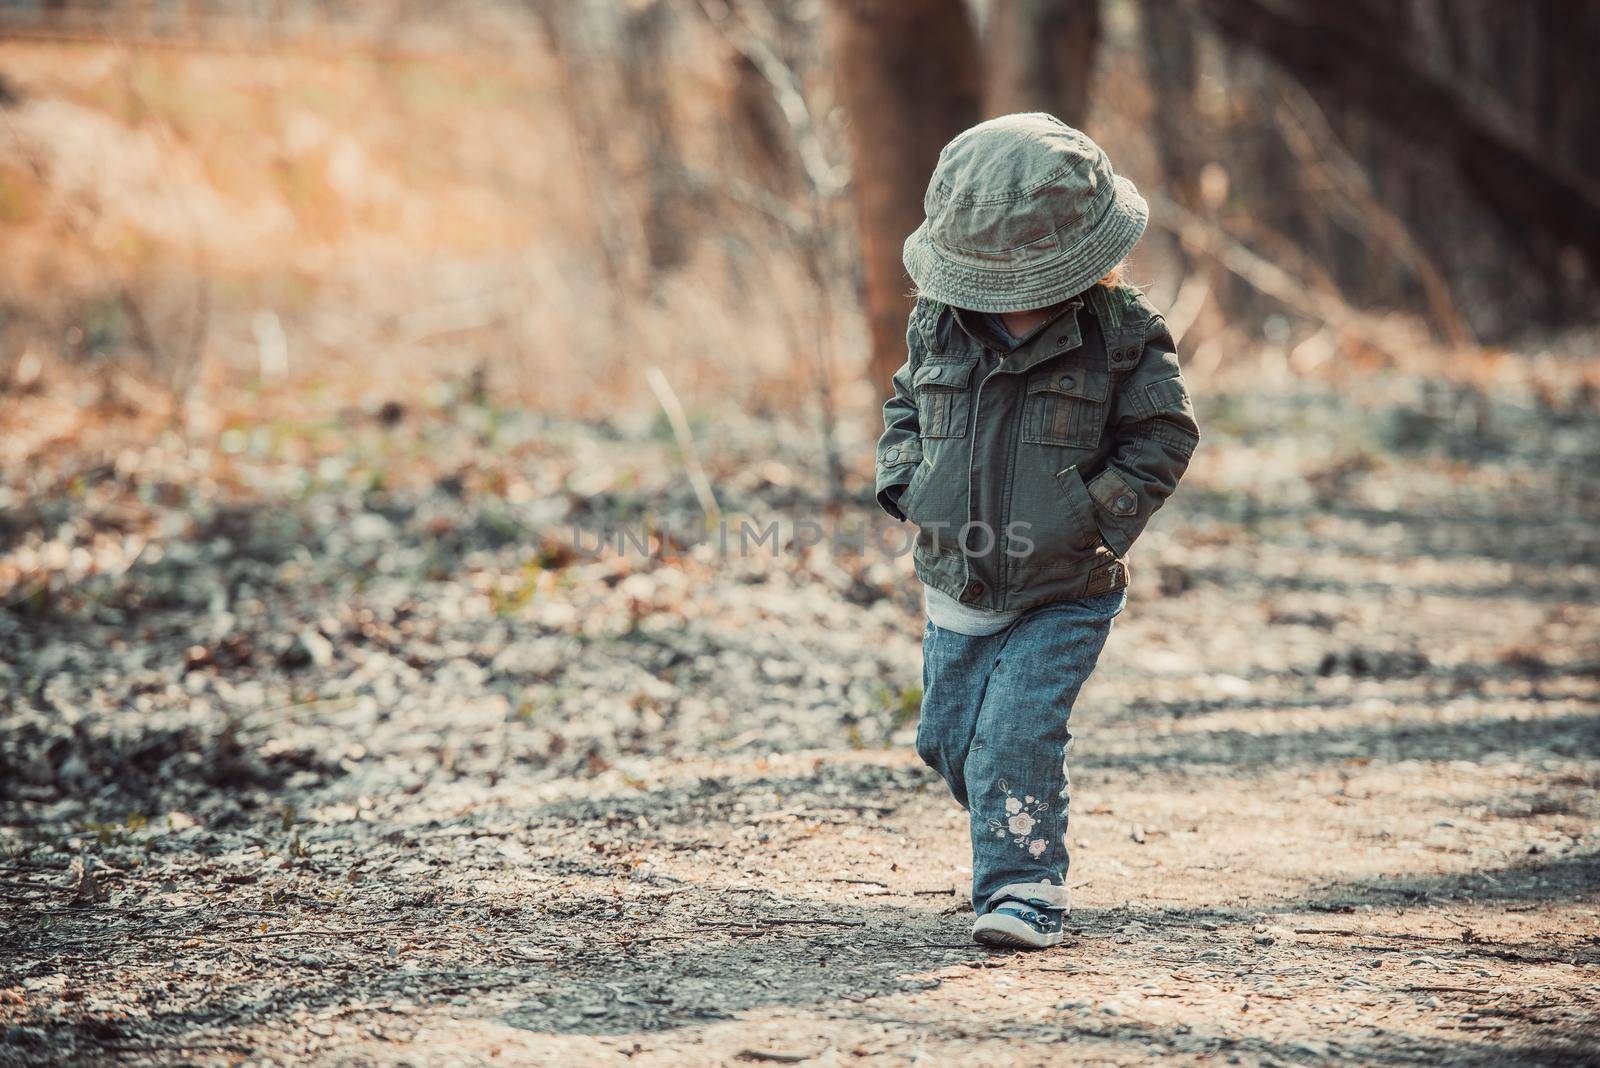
{"left": 874, "top": 284, "right": 1199, "bottom": 611}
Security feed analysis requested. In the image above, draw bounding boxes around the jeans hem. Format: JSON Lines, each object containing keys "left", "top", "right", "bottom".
{"left": 984, "top": 881, "right": 1071, "bottom": 913}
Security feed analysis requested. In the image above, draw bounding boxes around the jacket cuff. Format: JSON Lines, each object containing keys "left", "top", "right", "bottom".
{"left": 874, "top": 440, "right": 923, "bottom": 521}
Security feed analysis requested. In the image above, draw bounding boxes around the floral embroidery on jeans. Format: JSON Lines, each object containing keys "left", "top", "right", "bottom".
{"left": 987, "top": 779, "right": 1050, "bottom": 857}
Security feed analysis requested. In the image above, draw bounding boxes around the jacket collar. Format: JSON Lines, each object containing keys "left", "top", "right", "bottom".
{"left": 924, "top": 299, "right": 1084, "bottom": 374}
{"left": 951, "top": 306, "right": 1014, "bottom": 351}
{"left": 969, "top": 299, "right": 1083, "bottom": 375}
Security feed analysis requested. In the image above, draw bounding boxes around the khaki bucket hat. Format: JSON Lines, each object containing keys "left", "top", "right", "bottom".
{"left": 902, "top": 113, "right": 1148, "bottom": 313}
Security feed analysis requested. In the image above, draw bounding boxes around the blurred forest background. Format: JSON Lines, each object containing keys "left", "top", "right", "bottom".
{"left": 2, "top": 0, "right": 1597, "bottom": 439}
{"left": 2, "top": 2, "right": 1598, "bottom": 1066}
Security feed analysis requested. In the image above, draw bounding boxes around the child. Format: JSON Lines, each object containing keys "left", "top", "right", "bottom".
{"left": 875, "top": 113, "right": 1199, "bottom": 949}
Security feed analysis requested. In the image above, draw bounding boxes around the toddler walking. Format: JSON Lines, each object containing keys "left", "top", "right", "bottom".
{"left": 875, "top": 114, "right": 1199, "bottom": 949}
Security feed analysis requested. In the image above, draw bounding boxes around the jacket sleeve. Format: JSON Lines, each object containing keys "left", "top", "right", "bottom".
{"left": 1085, "top": 314, "right": 1199, "bottom": 555}
{"left": 873, "top": 311, "right": 927, "bottom": 521}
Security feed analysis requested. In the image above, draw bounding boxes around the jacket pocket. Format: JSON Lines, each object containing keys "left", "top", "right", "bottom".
{"left": 913, "top": 358, "right": 978, "bottom": 439}
{"left": 1053, "top": 465, "right": 1105, "bottom": 553}
{"left": 1024, "top": 367, "right": 1109, "bottom": 448}
{"left": 900, "top": 459, "right": 931, "bottom": 523}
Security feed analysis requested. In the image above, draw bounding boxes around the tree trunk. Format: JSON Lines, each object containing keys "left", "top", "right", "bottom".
{"left": 1138, "top": 0, "right": 1201, "bottom": 211}
{"left": 620, "top": 0, "right": 691, "bottom": 273}
{"left": 1137, "top": 0, "right": 1208, "bottom": 295}
{"left": 984, "top": 0, "right": 1101, "bottom": 129}
{"left": 827, "top": 0, "right": 982, "bottom": 394}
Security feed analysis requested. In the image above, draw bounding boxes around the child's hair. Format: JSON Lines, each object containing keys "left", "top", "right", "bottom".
{"left": 1095, "top": 262, "right": 1128, "bottom": 289}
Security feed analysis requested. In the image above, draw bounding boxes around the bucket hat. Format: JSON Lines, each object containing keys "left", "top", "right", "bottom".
{"left": 902, "top": 113, "right": 1148, "bottom": 313}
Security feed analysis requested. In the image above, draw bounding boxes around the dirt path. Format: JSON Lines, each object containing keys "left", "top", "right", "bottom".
{"left": 3, "top": 371, "right": 1598, "bottom": 1065}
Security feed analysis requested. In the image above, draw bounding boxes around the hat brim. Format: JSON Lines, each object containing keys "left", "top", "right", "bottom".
{"left": 902, "top": 175, "right": 1148, "bottom": 314}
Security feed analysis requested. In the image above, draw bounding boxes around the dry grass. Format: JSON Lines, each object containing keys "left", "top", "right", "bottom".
{"left": 0, "top": 23, "right": 847, "bottom": 440}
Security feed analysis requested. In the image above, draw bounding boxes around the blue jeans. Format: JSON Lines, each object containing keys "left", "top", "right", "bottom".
{"left": 916, "top": 590, "right": 1126, "bottom": 915}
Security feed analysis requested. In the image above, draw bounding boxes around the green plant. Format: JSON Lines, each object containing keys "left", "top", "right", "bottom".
{"left": 491, "top": 558, "right": 542, "bottom": 616}
{"left": 83, "top": 813, "right": 149, "bottom": 848}
{"left": 875, "top": 684, "right": 922, "bottom": 731}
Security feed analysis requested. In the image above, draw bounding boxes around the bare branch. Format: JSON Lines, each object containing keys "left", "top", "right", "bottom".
{"left": 690, "top": 0, "right": 846, "bottom": 199}
{"left": 1149, "top": 193, "right": 1424, "bottom": 363}
{"left": 1272, "top": 81, "right": 1471, "bottom": 348}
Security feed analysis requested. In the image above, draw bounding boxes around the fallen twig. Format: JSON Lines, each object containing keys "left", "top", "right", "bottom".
{"left": 645, "top": 365, "right": 721, "bottom": 526}
{"left": 703, "top": 918, "right": 867, "bottom": 928}
{"left": 110, "top": 927, "right": 386, "bottom": 943}
{"left": 736, "top": 1050, "right": 812, "bottom": 1065}
{"left": 104, "top": 1043, "right": 255, "bottom": 1056}
{"left": 238, "top": 927, "right": 382, "bottom": 941}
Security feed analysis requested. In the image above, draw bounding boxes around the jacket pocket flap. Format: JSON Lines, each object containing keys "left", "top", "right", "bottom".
{"left": 1027, "top": 367, "right": 1108, "bottom": 402}
{"left": 1087, "top": 467, "right": 1139, "bottom": 516}
{"left": 913, "top": 359, "right": 978, "bottom": 391}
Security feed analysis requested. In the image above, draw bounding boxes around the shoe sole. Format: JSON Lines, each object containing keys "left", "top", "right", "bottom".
{"left": 971, "top": 913, "right": 1063, "bottom": 950}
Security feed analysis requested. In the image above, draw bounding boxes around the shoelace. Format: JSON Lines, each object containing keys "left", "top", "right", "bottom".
{"left": 991, "top": 899, "right": 1059, "bottom": 931}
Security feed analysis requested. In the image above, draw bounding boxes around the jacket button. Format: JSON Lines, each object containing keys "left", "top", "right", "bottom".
{"left": 964, "top": 581, "right": 984, "bottom": 599}
{"left": 1114, "top": 494, "right": 1135, "bottom": 512}
{"left": 1055, "top": 335, "right": 1069, "bottom": 346}
{"left": 1059, "top": 374, "right": 1075, "bottom": 389}
{"left": 885, "top": 447, "right": 899, "bottom": 461}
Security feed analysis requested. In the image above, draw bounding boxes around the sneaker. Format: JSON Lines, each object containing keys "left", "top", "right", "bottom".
{"left": 971, "top": 898, "right": 1065, "bottom": 950}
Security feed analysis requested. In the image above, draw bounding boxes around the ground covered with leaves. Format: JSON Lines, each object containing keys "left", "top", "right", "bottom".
{"left": 3, "top": 360, "right": 1599, "bottom": 1066}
